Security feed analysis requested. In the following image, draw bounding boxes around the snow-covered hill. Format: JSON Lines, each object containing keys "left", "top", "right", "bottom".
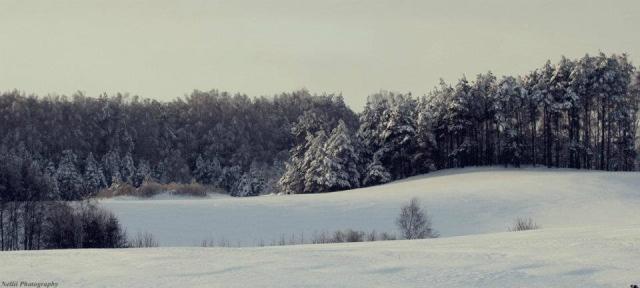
{"left": 2, "top": 167, "right": 640, "bottom": 287}
{"left": 101, "top": 167, "right": 640, "bottom": 246}
{"left": 2, "top": 226, "right": 639, "bottom": 288}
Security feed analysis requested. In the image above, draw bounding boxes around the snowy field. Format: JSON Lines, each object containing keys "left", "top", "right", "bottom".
{"left": 101, "top": 167, "right": 640, "bottom": 246}
{"left": 1, "top": 226, "right": 639, "bottom": 287}
{"left": 2, "top": 167, "right": 640, "bottom": 287}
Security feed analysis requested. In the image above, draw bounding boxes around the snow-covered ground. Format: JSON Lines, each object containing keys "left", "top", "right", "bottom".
{"left": 2, "top": 226, "right": 639, "bottom": 287}
{"left": 2, "top": 167, "right": 640, "bottom": 287}
{"left": 101, "top": 167, "right": 640, "bottom": 246}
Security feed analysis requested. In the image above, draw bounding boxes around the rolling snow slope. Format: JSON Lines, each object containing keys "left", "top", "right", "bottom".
{"left": 100, "top": 167, "right": 640, "bottom": 246}
{"left": 2, "top": 167, "right": 640, "bottom": 287}
{"left": 1, "top": 226, "right": 639, "bottom": 288}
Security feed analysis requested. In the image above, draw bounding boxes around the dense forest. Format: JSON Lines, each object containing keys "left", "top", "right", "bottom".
{"left": 0, "top": 91, "right": 357, "bottom": 200}
{"left": 0, "top": 52, "right": 639, "bottom": 202}
{"left": 280, "top": 53, "right": 640, "bottom": 193}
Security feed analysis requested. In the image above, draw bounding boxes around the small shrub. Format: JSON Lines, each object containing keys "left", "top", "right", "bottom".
{"left": 95, "top": 188, "right": 116, "bottom": 198}
{"left": 136, "top": 181, "right": 165, "bottom": 197}
{"left": 343, "top": 229, "right": 365, "bottom": 242}
{"left": 332, "top": 230, "right": 346, "bottom": 242}
{"left": 366, "top": 230, "right": 377, "bottom": 241}
{"left": 99, "top": 181, "right": 210, "bottom": 198}
{"left": 171, "top": 182, "right": 207, "bottom": 197}
{"left": 509, "top": 217, "right": 539, "bottom": 232}
{"left": 311, "top": 231, "right": 331, "bottom": 244}
{"left": 379, "top": 232, "right": 397, "bottom": 241}
{"left": 310, "top": 229, "right": 381, "bottom": 244}
{"left": 95, "top": 182, "right": 136, "bottom": 198}
{"left": 201, "top": 237, "right": 216, "bottom": 247}
{"left": 129, "top": 231, "right": 159, "bottom": 248}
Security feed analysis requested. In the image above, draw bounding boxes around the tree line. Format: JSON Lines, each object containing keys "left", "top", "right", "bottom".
{"left": 0, "top": 90, "right": 357, "bottom": 200}
{"left": 279, "top": 53, "right": 640, "bottom": 193}
{"left": 0, "top": 52, "right": 638, "bottom": 201}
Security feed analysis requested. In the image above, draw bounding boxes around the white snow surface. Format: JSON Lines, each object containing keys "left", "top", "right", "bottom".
{"left": 2, "top": 167, "right": 640, "bottom": 287}
{"left": 1, "top": 226, "right": 639, "bottom": 287}
{"left": 100, "top": 167, "right": 640, "bottom": 246}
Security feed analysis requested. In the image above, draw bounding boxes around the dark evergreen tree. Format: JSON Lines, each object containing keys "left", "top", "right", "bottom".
{"left": 56, "top": 150, "right": 84, "bottom": 200}
{"left": 83, "top": 152, "right": 106, "bottom": 196}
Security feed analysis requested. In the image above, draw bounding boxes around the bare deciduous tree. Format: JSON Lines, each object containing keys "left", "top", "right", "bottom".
{"left": 396, "top": 198, "right": 437, "bottom": 239}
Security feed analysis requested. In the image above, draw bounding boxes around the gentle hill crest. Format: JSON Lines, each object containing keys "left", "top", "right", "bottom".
{"left": 101, "top": 167, "right": 640, "bottom": 247}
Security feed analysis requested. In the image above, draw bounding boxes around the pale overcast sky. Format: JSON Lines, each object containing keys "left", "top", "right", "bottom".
{"left": 1, "top": 0, "right": 638, "bottom": 109}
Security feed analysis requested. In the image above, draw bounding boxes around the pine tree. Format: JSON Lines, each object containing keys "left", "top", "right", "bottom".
{"left": 43, "top": 161, "right": 60, "bottom": 200}
{"left": 323, "top": 120, "right": 360, "bottom": 191}
{"left": 102, "top": 150, "right": 121, "bottom": 187}
{"left": 278, "top": 158, "right": 304, "bottom": 194}
{"left": 303, "top": 131, "right": 329, "bottom": 193}
{"left": 495, "top": 76, "right": 526, "bottom": 167}
{"left": 448, "top": 77, "right": 475, "bottom": 167}
{"left": 380, "top": 93, "right": 417, "bottom": 178}
{"left": 132, "top": 160, "right": 152, "bottom": 187}
{"left": 220, "top": 165, "right": 241, "bottom": 191}
{"left": 57, "top": 150, "right": 84, "bottom": 200}
{"left": 83, "top": 152, "right": 106, "bottom": 196}
{"left": 413, "top": 96, "right": 437, "bottom": 173}
{"left": 362, "top": 149, "right": 391, "bottom": 186}
{"left": 160, "top": 150, "right": 191, "bottom": 183}
{"left": 570, "top": 54, "right": 596, "bottom": 169}
{"left": 194, "top": 155, "right": 222, "bottom": 186}
{"left": 279, "top": 111, "right": 335, "bottom": 194}
{"left": 120, "top": 152, "right": 135, "bottom": 184}
{"left": 232, "top": 162, "right": 266, "bottom": 197}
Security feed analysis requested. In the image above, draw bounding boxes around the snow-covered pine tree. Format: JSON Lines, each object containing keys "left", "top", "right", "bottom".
{"left": 549, "top": 56, "right": 576, "bottom": 167}
{"left": 413, "top": 96, "right": 437, "bottom": 174}
{"left": 194, "top": 155, "right": 208, "bottom": 183}
{"left": 102, "top": 149, "right": 121, "bottom": 187}
{"left": 302, "top": 131, "right": 329, "bottom": 193}
{"left": 57, "top": 150, "right": 84, "bottom": 200}
{"left": 323, "top": 120, "right": 360, "bottom": 192}
{"left": 448, "top": 77, "right": 475, "bottom": 167}
{"left": 278, "top": 158, "right": 303, "bottom": 194}
{"left": 220, "top": 165, "right": 242, "bottom": 191}
{"left": 43, "top": 161, "right": 60, "bottom": 199}
{"left": 194, "top": 154, "right": 222, "bottom": 186}
{"left": 362, "top": 149, "right": 391, "bottom": 186}
{"left": 120, "top": 152, "right": 135, "bottom": 184}
{"left": 570, "top": 54, "right": 596, "bottom": 169}
{"left": 132, "top": 160, "right": 152, "bottom": 187}
{"left": 495, "top": 76, "right": 526, "bottom": 167}
{"left": 357, "top": 93, "right": 390, "bottom": 158}
{"left": 232, "top": 161, "right": 267, "bottom": 197}
{"left": 44, "top": 161, "right": 58, "bottom": 181}
{"left": 605, "top": 54, "right": 637, "bottom": 170}
{"left": 279, "top": 111, "right": 333, "bottom": 194}
{"left": 523, "top": 69, "right": 543, "bottom": 166}
{"left": 538, "top": 60, "right": 556, "bottom": 167}
{"left": 380, "top": 93, "right": 417, "bottom": 179}
{"left": 160, "top": 150, "right": 191, "bottom": 183}
{"left": 263, "top": 156, "right": 287, "bottom": 195}
{"left": 83, "top": 152, "right": 106, "bottom": 196}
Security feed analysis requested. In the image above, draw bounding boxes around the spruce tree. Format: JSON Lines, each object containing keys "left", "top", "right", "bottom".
{"left": 121, "top": 152, "right": 135, "bottom": 184}
{"left": 83, "top": 152, "right": 106, "bottom": 196}
{"left": 57, "top": 150, "right": 84, "bottom": 200}
{"left": 323, "top": 120, "right": 360, "bottom": 191}
{"left": 302, "top": 131, "right": 329, "bottom": 193}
